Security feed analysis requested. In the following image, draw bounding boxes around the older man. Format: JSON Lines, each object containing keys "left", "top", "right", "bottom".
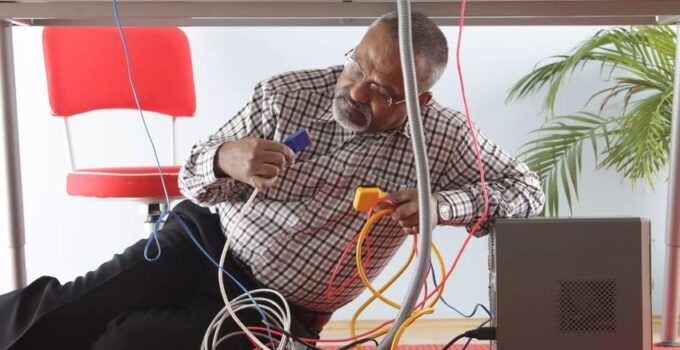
{"left": 0, "top": 11, "right": 543, "bottom": 350}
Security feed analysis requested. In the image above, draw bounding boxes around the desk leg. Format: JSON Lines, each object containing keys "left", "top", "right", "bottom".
{"left": 659, "top": 22, "right": 680, "bottom": 346}
{"left": 0, "top": 24, "right": 26, "bottom": 290}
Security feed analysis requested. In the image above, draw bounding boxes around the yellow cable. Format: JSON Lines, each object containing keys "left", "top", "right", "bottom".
{"left": 350, "top": 215, "right": 417, "bottom": 344}
{"left": 428, "top": 241, "right": 447, "bottom": 308}
{"left": 355, "top": 209, "right": 447, "bottom": 309}
{"left": 389, "top": 243, "right": 447, "bottom": 349}
{"left": 392, "top": 308, "right": 434, "bottom": 350}
{"left": 350, "top": 209, "right": 448, "bottom": 348}
{"left": 355, "top": 209, "right": 407, "bottom": 308}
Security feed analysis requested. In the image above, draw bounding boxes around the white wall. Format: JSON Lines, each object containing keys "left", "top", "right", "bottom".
{"left": 0, "top": 25, "right": 669, "bottom": 321}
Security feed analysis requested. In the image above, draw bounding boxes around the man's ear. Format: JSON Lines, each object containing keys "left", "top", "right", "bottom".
{"left": 418, "top": 91, "right": 433, "bottom": 108}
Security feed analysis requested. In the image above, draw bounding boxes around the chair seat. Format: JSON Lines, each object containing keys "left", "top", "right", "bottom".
{"left": 66, "top": 166, "right": 182, "bottom": 199}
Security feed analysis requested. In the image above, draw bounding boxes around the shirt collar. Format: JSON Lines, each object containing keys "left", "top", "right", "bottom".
{"left": 375, "top": 119, "right": 430, "bottom": 142}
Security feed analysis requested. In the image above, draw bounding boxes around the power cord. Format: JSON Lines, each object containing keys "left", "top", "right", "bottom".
{"left": 442, "top": 325, "right": 496, "bottom": 350}
{"left": 337, "top": 337, "right": 380, "bottom": 349}
{"left": 462, "top": 319, "right": 491, "bottom": 350}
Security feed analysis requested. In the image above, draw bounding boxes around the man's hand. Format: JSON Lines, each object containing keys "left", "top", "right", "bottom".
{"left": 381, "top": 189, "right": 439, "bottom": 235}
{"left": 215, "top": 137, "right": 296, "bottom": 191}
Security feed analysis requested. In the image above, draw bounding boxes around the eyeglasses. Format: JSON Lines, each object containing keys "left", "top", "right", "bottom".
{"left": 343, "top": 48, "right": 406, "bottom": 108}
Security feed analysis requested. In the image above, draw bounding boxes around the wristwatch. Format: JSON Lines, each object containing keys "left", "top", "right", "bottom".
{"left": 434, "top": 193, "right": 453, "bottom": 223}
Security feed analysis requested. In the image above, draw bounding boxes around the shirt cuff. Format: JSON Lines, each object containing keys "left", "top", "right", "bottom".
{"left": 197, "top": 143, "right": 243, "bottom": 196}
{"left": 437, "top": 190, "right": 476, "bottom": 226}
{"left": 201, "top": 144, "right": 223, "bottom": 185}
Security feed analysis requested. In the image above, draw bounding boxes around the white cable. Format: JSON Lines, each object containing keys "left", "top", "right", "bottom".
{"left": 208, "top": 300, "right": 287, "bottom": 349}
{"left": 201, "top": 189, "right": 294, "bottom": 350}
{"left": 214, "top": 331, "right": 278, "bottom": 349}
{"left": 207, "top": 294, "right": 291, "bottom": 349}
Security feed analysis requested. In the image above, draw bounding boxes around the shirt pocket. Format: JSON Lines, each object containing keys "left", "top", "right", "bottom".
{"left": 285, "top": 181, "right": 351, "bottom": 232}
{"left": 259, "top": 157, "right": 326, "bottom": 202}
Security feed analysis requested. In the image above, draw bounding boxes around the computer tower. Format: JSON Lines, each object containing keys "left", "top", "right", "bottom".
{"left": 490, "top": 218, "right": 652, "bottom": 350}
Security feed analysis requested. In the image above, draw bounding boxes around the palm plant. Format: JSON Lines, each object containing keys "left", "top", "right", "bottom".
{"left": 507, "top": 26, "right": 676, "bottom": 216}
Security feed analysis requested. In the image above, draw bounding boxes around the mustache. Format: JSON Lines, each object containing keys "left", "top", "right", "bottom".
{"left": 335, "top": 91, "right": 372, "bottom": 120}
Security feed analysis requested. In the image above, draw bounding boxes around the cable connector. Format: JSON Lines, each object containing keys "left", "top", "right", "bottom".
{"left": 443, "top": 326, "right": 496, "bottom": 350}
{"left": 353, "top": 187, "right": 386, "bottom": 212}
{"left": 463, "top": 326, "right": 496, "bottom": 340}
{"left": 283, "top": 128, "right": 312, "bottom": 154}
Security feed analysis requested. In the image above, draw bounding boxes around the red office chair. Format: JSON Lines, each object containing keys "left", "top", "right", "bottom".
{"left": 42, "top": 27, "right": 195, "bottom": 234}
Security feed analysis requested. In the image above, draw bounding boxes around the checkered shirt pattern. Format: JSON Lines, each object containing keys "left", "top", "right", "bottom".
{"left": 179, "top": 65, "right": 545, "bottom": 312}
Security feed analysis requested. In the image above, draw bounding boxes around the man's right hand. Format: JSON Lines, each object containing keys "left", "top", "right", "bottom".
{"left": 215, "top": 137, "right": 296, "bottom": 191}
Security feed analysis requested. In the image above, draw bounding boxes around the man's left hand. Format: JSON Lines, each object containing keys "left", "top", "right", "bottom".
{"left": 380, "top": 189, "right": 439, "bottom": 235}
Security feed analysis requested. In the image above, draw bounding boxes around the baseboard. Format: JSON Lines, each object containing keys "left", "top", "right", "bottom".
{"left": 325, "top": 315, "right": 667, "bottom": 331}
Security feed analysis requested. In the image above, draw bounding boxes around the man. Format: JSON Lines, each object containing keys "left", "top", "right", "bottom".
{"left": 0, "top": 11, "right": 544, "bottom": 350}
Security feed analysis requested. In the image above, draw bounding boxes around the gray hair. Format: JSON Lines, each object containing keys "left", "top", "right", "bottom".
{"left": 372, "top": 11, "right": 449, "bottom": 91}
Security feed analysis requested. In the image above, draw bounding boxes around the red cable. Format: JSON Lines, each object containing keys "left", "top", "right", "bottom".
{"left": 412, "top": 0, "right": 491, "bottom": 311}
{"left": 325, "top": 232, "right": 370, "bottom": 299}
{"left": 325, "top": 199, "right": 397, "bottom": 299}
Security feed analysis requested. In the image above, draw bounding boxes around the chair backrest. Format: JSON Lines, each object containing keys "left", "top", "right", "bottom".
{"left": 43, "top": 27, "right": 196, "bottom": 118}
{"left": 42, "top": 27, "right": 196, "bottom": 169}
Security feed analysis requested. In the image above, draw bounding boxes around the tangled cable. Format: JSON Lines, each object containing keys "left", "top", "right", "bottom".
{"left": 201, "top": 189, "right": 294, "bottom": 350}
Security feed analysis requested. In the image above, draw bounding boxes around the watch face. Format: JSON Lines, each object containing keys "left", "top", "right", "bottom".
{"left": 438, "top": 198, "right": 452, "bottom": 221}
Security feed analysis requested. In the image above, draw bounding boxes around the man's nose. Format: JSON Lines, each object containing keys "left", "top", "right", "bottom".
{"left": 348, "top": 81, "right": 371, "bottom": 106}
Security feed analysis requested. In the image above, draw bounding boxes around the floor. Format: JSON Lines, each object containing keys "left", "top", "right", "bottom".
{"left": 318, "top": 317, "right": 680, "bottom": 348}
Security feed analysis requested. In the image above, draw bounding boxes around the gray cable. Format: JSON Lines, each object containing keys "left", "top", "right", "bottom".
{"left": 377, "top": 1, "right": 434, "bottom": 348}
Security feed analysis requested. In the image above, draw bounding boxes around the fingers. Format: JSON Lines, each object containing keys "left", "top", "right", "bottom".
{"left": 384, "top": 190, "right": 405, "bottom": 205}
{"left": 252, "top": 163, "right": 280, "bottom": 178}
{"left": 397, "top": 212, "right": 420, "bottom": 229}
{"left": 384, "top": 189, "right": 417, "bottom": 205}
{"left": 258, "top": 151, "right": 288, "bottom": 168}
{"left": 262, "top": 140, "right": 296, "bottom": 165}
{"left": 251, "top": 176, "right": 278, "bottom": 191}
{"left": 373, "top": 199, "right": 395, "bottom": 211}
{"left": 241, "top": 139, "right": 298, "bottom": 190}
{"left": 383, "top": 189, "right": 417, "bottom": 220}
{"left": 392, "top": 201, "right": 419, "bottom": 223}
{"left": 383, "top": 189, "right": 438, "bottom": 234}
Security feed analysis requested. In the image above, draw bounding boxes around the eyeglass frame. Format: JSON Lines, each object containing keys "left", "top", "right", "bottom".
{"left": 343, "top": 48, "right": 408, "bottom": 108}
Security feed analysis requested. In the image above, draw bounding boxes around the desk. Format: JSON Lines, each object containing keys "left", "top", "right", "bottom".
{"left": 0, "top": 0, "right": 679, "bottom": 26}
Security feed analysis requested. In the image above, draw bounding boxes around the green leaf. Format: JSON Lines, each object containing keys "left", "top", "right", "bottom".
{"left": 508, "top": 26, "right": 675, "bottom": 215}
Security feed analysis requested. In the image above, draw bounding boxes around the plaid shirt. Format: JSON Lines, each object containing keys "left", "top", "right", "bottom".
{"left": 179, "top": 66, "right": 545, "bottom": 312}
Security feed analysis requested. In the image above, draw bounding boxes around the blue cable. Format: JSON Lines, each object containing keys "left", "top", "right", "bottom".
{"left": 110, "top": 1, "right": 275, "bottom": 347}
{"left": 429, "top": 261, "right": 492, "bottom": 319}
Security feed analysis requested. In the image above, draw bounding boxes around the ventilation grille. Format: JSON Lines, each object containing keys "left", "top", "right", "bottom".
{"left": 558, "top": 279, "right": 617, "bottom": 333}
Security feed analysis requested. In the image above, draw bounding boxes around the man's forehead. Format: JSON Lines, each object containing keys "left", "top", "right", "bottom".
{"left": 364, "top": 47, "right": 400, "bottom": 75}
{"left": 355, "top": 31, "right": 404, "bottom": 89}
{"left": 355, "top": 24, "right": 429, "bottom": 93}
{"left": 358, "top": 26, "right": 398, "bottom": 64}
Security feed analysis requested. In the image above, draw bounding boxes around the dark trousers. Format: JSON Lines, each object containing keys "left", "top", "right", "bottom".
{"left": 0, "top": 200, "right": 320, "bottom": 350}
